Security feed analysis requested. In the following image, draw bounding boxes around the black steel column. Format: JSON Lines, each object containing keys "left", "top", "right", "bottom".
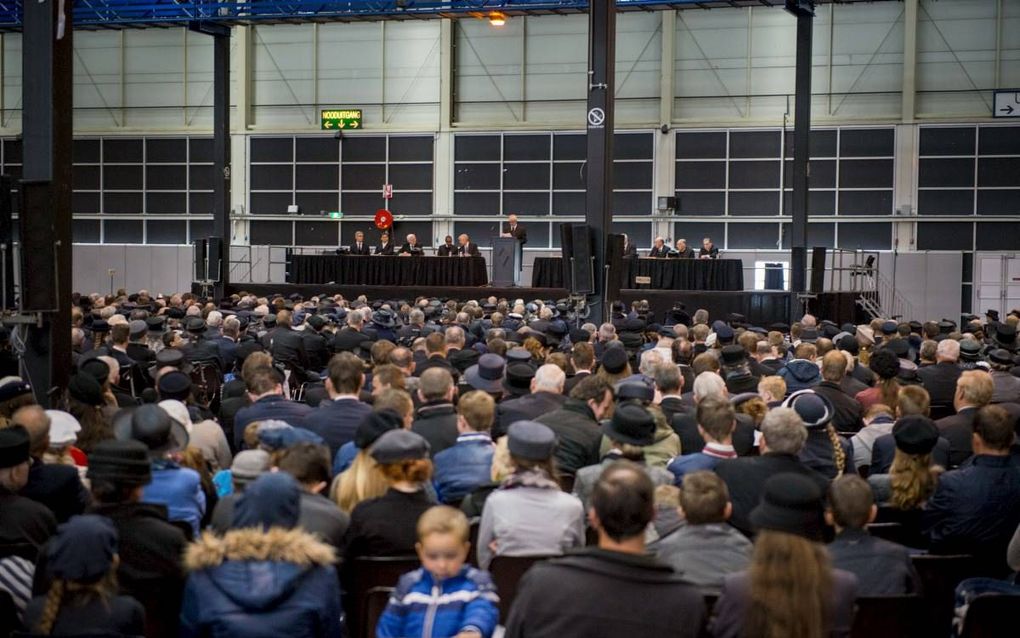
{"left": 22, "top": 0, "right": 72, "bottom": 405}
{"left": 585, "top": 0, "right": 615, "bottom": 324}
{"left": 787, "top": 0, "right": 814, "bottom": 297}
{"left": 191, "top": 22, "right": 231, "bottom": 300}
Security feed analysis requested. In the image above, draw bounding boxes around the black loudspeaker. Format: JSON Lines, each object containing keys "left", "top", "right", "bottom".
{"left": 810, "top": 246, "right": 827, "bottom": 293}
{"left": 19, "top": 180, "right": 57, "bottom": 311}
{"left": 559, "top": 223, "right": 574, "bottom": 291}
{"left": 0, "top": 175, "right": 13, "bottom": 309}
{"left": 606, "top": 233, "right": 625, "bottom": 298}
{"left": 193, "top": 238, "right": 208, "bottom": 281}
{"left": 207, "top": 237, "right": 223, "bottom": 283}
{"left": 568, "top": 225, "right": 594, "bottom": 295}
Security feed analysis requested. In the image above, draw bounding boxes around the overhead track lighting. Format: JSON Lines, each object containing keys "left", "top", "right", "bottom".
{"left": 488, "top": 11, "right": 507, "bottom": 27}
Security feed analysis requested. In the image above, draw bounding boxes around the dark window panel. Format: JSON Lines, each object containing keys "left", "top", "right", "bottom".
{"left": 614, "top": 133, "right": 653, "bottom": 160}
{"left": 295, "top": 137, "right": 339, "bottom": 163}
{"left": 552, "top": 192, "right": 585, "bottom": 215}
{"left": 250, "top": 192, "right": 293, "bottom": 215}
{"left": 146, "top": 219, "right": 187, "bottom": 245}
{"left": 729, "top": 191, "right": 780, "bottom": 216}
{"left": 454, "top": 135, "right": 500, "bottom": 162}
{"left": 919, "top": 127, "right": 974, "bottom": 156}
{"left": 295, "top": 164, "right": 339, "bottom": 191}
{"left": 918, "top": 158, "right": 975, "bottom": 188}
{"left": 916, "top": 189, "right": 972, "bottom": 216}
{"left": 962, "top": 251, "right": 973, "bottom": 283}
{"left": 387, "top": 164, "right": 433, "bottom": 191}
{"left": 250, "top": 220, "right": 293, "bottom": 245}
{"left": 978, "top": 126, "right": 1020, "bottom": 156}
{"left": 978, "top": 157, "right": 1020, "bottom": 187}
{"left": 249, "top": 164, "right": 293, "bottom": 191}
{"left": 340, "top": 192, "right": 384, "bottom": 215}
{"left": 103, "top": 138, "right": 143, "bottom": 163}
{"left": 342, "top": 136, "right": 387, "bottom": 163}
{"left": 784, "top": 129, "right": 838, "bottom": 158}
{"left": 503, "top": 191, "right": 549, "bottom": 215}
{"left": 72, "top": 165, "right": 101, "bottom": 191}
{"left": 3, "top": 139, "right": 22, "bottom": 164}
{"left": 146, "top": 192, "right": 187, "bottom": 215}
{"left": 294, "top": 221, "right": 339, "bottom": 246}
{"left": 612, "top": 191, "right": 652, "bottom": 215}
{"left": 728, "top": 160, "right": 780, "bottom": 189}
{"left": 611, "top": 221, "right": 652, "bottom": 248}
{"left": 838, "top": 190, "right": 892, "bottom": 215}
{"left": 390, "top": 220, "right": 435, "bottom": 246}
{"left": 729, "top": 130, "right": 781, "bottom": 159}
{"left": 250, "top": 137, "right": 293, "bottom": 163}
{"left": 189, "top": 138, "right": 214, "bottom": 163}
{"left": 613, "top": 162, "right": 652, "bottom": 190}
{"left": 72, "top": 139, "right": 100, "bottom": 164}
{"left": 4, "top": 165, "right": 19, "bottom": 182}
{"left": 837, "top": 222, "right": 892, "bottom": 250}
{"left": 341, "top": 224, "right": 390, "bottom": 246}
{"left": 504, "top": 163, "right": 550, "bottom": 191}
{"left": 72, "top": 192, "right": 101, "bottom": 215}
{"left": 189, "top": 219, "right": 214, "bottom": 242}
{"left": 839, "top": 128, "right": 894, "bottom": 157}
{"left": 103, "top": 192, "right": 143, "bottom": 214}
{"left": 103, "top": 219, "right": 143, "bottom": 243}
{"left": 146, "top": 138, "right": 187, "bottom": 163}
{"left": 673, "top": 221, "right": 725, "bottom": 245}
{"left": 675, "top": 131, "right": 726, "bottom": 159}
{"left": 977, "top": 189, "right": 1020, "bottom": 215}
{"left": 553, "top": 162, "right": 585, "bottom": 191}
{"left": 838, "top": 159, "right": 894, "bottom": 188}
{"left": 455, "top": 164, "right": 501, "bottom": 191}
{"left": 295, "top": 192, "right": 340, "bottom": 215}
{"left": 189, "top": 192, "right": 212, "bottom": 215}
{"left": 343, "top": 164, "right": 387, "bottom": 191}
{"left": 781, "top": 222, "right": 835, "bottom": 249}
{"left": 727, "top": 222, "right": 780, "bottom": 249}
{"left": 783, "top": 159, "right": 836, "bottom": 189}
{"left": 389, "top": 191, "right": 433, "bottom": 215}
{"left": 917, "top": 222, "right": 973, "bottom": 250}
{"left": 452, "top": 221, "right": 504, "bottom": 247}
{"left": 103, "top": 165, "right": 143, "bottom": 191}
{"left": 553, "top": 134, "right": 586, "bottom": 161}
{"left": 675, "top": 161, "right": 726, "bottom": 190}
{"left": 782, "top": 190, "right": 837, "bottom": 216}
{"left": 146, "top": 165, "right": 187, "bottom": 191}
{"left": 503, "top": 135, "right": 550, "bottom": 161}
{"left": 72, "top": 219, "right": 101, "bottom": 243}
{"left": 675, "top": 191, "right": 725, "bottom": 215}
{"left": 389, "top": 136, "right": 434, "bottom": 163}
{"left": 975, "top": 222, "right": 1020, "bottom": 250}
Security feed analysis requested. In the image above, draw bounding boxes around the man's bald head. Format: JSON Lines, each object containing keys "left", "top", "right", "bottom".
{"left": 13, "top": 405, "right": 50, "bottom": 456}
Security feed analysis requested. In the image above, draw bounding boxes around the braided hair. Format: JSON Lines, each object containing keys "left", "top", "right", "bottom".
{"left": 826, "top": 424, "right": 847, "bottom": 478}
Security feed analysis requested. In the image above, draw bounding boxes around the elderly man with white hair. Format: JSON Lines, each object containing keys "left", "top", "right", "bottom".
{"left": 669, "top": 371, "right": 758, "bottom": 459}
{"left": 399, "top": 233, "right": 423, "bottom": 256}
{"left": 917, "top": 337, "right": 963, "bottom": 406}
{"left": 495, "top": 363, "right": 568, "bottom": 438}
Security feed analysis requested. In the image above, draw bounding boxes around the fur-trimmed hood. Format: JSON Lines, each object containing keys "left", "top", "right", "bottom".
{"left": 185, "top": 527, "right": 336, "bottom": 571}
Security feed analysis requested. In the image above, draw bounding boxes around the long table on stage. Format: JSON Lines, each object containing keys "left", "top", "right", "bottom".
{"left": 532, "top": 257, "right": 743, "bottom": 291}
{"left": 288, "top": 254, "right": 488, "bottom": 287}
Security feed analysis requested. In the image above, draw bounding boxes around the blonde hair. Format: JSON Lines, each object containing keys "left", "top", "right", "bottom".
{"left": 889, "top": 449, "right": 941, "bottom": 510}
{"left": 746, "top": 530, "right": 833, "bottom": 638}
{"left": 490, "top": 436, "right": 513, "bottom": 483}
{"left": 417, "top": 505, "right": 470, "bottom": 543}
{"left": 957, "top": 370, "right": 993, "bottom": 407}
{"left": 35, "top": 568, "right": 118, "bottom": 635}
{"left": 331, "top": 451, "right": 389, "bottom": 513}
{"left": 458, "top": 391, "right": 495, "bottom": 432}
{"left": 758, "top": 376, "right": 786, "bottom": 401}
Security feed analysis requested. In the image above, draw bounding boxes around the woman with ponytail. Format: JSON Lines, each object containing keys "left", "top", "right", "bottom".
{"left": 855, "top": 348, "right": 902, "bottom": 412}
{"left": 710, "top": 473, "right": 858, "bottom": 638}
{"left": 783, "top": 390, "right": 854, "bottom": 480}
{"left": 24, "top": 515, "right": 144, "bottom": 636}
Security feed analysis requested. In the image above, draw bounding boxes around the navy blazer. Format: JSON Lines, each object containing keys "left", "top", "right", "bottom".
{"left": 303, "top": 398, "right": 373, "bottom": 459}
{"left": 232, "top": 395, "right": 315, "bottom": 451}
{"left": 828, "top": 528, "right": 920, "bottom": 596}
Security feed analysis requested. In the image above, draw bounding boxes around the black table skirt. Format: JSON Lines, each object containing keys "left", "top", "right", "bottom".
{"left": 532, "top": 256, "right": 743, "bottom": 291}
{"left": 289, "top": 255, "right": 488, "bottom": 287}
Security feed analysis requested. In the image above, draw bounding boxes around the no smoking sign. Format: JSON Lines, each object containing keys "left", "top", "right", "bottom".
{"left": 587, "top": 107, "right": 605, "bottom": 129}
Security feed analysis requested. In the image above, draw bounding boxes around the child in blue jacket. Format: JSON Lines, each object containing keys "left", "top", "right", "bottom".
{"left": 376, "top": 506, "right": 499, "bottom": 638}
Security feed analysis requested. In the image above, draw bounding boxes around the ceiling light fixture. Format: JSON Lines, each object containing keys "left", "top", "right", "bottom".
{"left": 488, "top": 11, "right": 507, "bottom": 26}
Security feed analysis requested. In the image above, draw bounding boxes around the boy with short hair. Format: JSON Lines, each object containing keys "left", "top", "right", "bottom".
{"left": 432, "top": 391, "right": 496, "bottom": 504}
{"left": 377, "top": 506, "right": 499, "bottom": 638}
{"left": 826, "top": 474, "right": 919, "bottom": 596}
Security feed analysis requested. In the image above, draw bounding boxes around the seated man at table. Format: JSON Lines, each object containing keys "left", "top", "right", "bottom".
{"left": 437, "top": 235, "right": 456, "bottom": 257}
{"left": 399, "top": 233, "right": 424, "bottom": 256}
{"left": 457, "top": 234, "right": 480, "bottom": 257}
{"left": 698, "top": 237, "right": 719, "bottom": 259}
{"left": 672, "top": 238, "right": 695, "bottom": 259}
{"left": 649, "top": 236, "right": 670, "bottom": 259}
{"left": 376, "top": 231, "right": 395, "bottom": 255}
{"left": 622, "top": 233, "right": 638, "bottom": 259}
{"left": 351, "top": 230, "right": 371, "bottom": 255}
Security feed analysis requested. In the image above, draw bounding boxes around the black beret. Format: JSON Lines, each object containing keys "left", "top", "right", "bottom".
{"left": 601, "top": 346, "right": 629, "bottom": 375}
{"left": 0, "top": 377, "right": 32, "bottom": 403}
{"left": 507, "top": 421, "right": 557, "bottom": 461}
{"left": 0, "top": 425, "right": 30, "bottom": 469}
{"left": 370, "top": 429, "right": 430, "bottom": 464}
{"left": 892, "top": 415, "right": 939, "bottom": 455}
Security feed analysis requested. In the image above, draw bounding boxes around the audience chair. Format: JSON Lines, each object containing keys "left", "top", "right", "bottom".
{"left": 912, "top": 554, "right": 985, "bottom": 635}
{"left": 345, "top": 556, "right": 420, "bottom": 638}
{"left": 959, "top": 593, "right": 1020, "bottom": 638}
{"left": 467, "top": 518, "right": 481, "bottom": 568}
{"left": 866, "top": 522, "right": 907, "bottom": 546}
{"left": 850, "top": 595, "right": 925, "bottom": 638}
{"left": 489, "top": 554, "right": 558, "bottom": 620}
{"left": 0, "top": 590, "right": 17, "bottom": 638}
{"left": 364, "top": 586, "right": 395, "bottom": 638}
{"left": 558, "top": 473, "right": 575, "bottom": 493}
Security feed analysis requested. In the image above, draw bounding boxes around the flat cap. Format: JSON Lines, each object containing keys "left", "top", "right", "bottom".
{"left": 370, "top": 429, "right": 430, "bottom": 464}
{"left": 507, "top": 420, "right": 557, "bottom": 461}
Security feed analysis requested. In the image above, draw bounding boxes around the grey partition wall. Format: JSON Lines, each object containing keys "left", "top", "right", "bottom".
{"left": 72, "top": 244, "right": 195, "bottom": 295}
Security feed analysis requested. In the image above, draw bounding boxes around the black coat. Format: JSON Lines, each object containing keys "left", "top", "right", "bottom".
{"left": 671, "top": 411, "right": 756, "bottom": 457}
{"left": 622, "top": 242, "right": 638, "bottom": 258}
{"left": 505, "top": 548, "right": 706, "bottom": 638}
{"left": 657, "top": 396, "right": 686, "bottom": 424}
{"left": 126, "top": 342, "right": 156, "bottom": 366}
{"left": 870, "top": 432, "right": 952, "bottom": 474}
{"left": 562, "top": 370, "right": 592, "bottom": 396}
{"left": 376, "top": 242, "right": 395, "bottom": 255}
{"left": 350, "top": 241, "right": 371, "bottom": 256}
{"left": 648, "top": 245, "right": 670, "bottom": 258}
{"left": 714, "top": 453, "right": 829, "bottom": 536}
{"left": 671, "top": 247, "right": 696, "bottom": 259}
{"left": 23, "top": 594, "right": 144, "bottom": 637}
{"left": 269, "top": 326, "right": 309, "bottom": 373}
{"left": 0, "top": 489, "right": 56, "bottom": 556}
{"left": 495, "top": 392, "right": 568, "bottom": 440}
{"left": 411, "top": 402, "right": 459, "bottom": 455}
{"left": 332, "top": 327, "right": 368, "bottom": 353}
{"left": 828, "top": 528, "right": 920, "bottom": 596}
{"left": 436, "top": 243, "right": 457, "bottom": 257}
{"left": 20, "top": 459, "right": 89, "bottom": 523}
{"left": 414, "top": 355, "right": 459, "bottom": 381}
{"left": 935, "top": 406, "right": 978, "bottom": 468}
{"left": 698, "top": 245, "right": 719, "bottom": 259}
{"left": 341, "top": 488, "right": 433, "bottom": 561}
{"left": 917, "top": 361, "right": 962, "bottom": 407}
{"left": 503, "top": 223, "right": 527, "bottom": 245}
{"left": 399, "top": 242, "right": 424, "bottom": 255}
{"left": 813, "top": 381, "right": 865, "bottom": 433}
{"left": 459, "top": 242, "right": 480, "bottom": 257}
{"left": 300, "top": 330, "right": 331, "bottom": 372}
{"left": 535, "top": 400, "right": 603, "bottom": 476}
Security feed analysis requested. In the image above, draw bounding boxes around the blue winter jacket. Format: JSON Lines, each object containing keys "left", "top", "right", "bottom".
{"left": 432, "top": 433, "right": 495, "bottom": 504}
{"left": 778, "top": 359, "right": 821, "bottom": 394}
{"left": 142, "top": 461, "right": 206, "bottom": 537}
{"left": 180, "top": 527, "right": 342, "bottom": 638}
{"left": 376, "top": 565, "right": 499, "bottom": 638}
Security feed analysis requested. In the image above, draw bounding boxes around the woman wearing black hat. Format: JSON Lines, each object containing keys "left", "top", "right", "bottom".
{"left": 329, "top": 410, "right": 402, "bottom": 513}
{"left": 67, "top": 372, "right": 115, "bottom": 455}
{"left": 782, "top": 390, "right": 854, "bottom": 481}
{"left": 710, "top": 473, "right": 858, "bottom": 638}
{"left": 855, "top": 348, "right": 901, "bottom": 413}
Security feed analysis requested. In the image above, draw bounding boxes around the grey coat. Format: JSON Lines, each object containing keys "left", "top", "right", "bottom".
{"left": 573, "top": 457, "right": 674, "bottom": 513}
{"left": 651, "top": 523, "right": 752, "bottom": 594}
{"left": 476, "top": 485, "right": 584, "bottom": 569}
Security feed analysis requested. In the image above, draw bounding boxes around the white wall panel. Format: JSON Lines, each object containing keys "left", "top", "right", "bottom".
{"left": 317, "top": 23, "right": 384, "bottom": 106}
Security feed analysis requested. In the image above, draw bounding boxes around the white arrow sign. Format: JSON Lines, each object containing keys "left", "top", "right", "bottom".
{"left": 993, "top": 90, "right": 1020, "bottom": 118}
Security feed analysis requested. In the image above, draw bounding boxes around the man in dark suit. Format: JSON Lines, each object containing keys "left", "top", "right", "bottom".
{"left": 698, "top": 237, "right": 719, "bottom": 259}
{"left": 300, "top": 352, "right": 371, "bottom": 459}
{"left": 812, "top": 351, "right": 864, "bottom": 433}
{"left": 501, "top": 213, "right": 527, "bottom": 245}
{"left": 350, "top": 230, "right": 371, "bottom": 255}
{"left": 935, "top": 370, "right": 993, "bottom": 468}
{"left": 126, "top": 321, "right": 156, "bottom": 367}
{"left": 301, "top": 314, "right": 331, "bottom": 372}
{"left": 648, "top": 237, "right": 670, "bottom": 258}
{"left": 672, "top": 238, "right": 695, "bottom": 259}
{"left": 332, "top": 309, "right": 368, "bottom": 353}
{"left": 399, "top": 233, "right": 424, "bottom": 255}
{"left": 232, "top": 366, "right": 315, "bottom": 451}
{"left": 622, "top": 234, "right": 638, "bottom": 259}
{"left": 496, "top": 364, "right": 568, "bottom": 437}
{"left": 563, "top": 342, "right": 595, "bottom": 396}
{"left": 457, "top": 234, "right": 480, "bottom": 257}
{"left": 375, "top": 231, "right": 395, "bottom": 255}
{"left": 412, "top": 368, "right": 459, "bottom": 455}
{"left": 714, "top": 407, "right": 829, "bottom": 536}
{"left": 268, "top": 309, "right": 310, "bottom": 379}
{"left": 917, "top": 339, "right": 963, "bottom": 407}
{"left": 654, "top": 364, "right": 686, "bottom": 424}
{"left": 15, "top": 406, "right": 89, "bottom": 523}
{"left": 414, "top": 332, "right": 458, "bottom": 380}
{"left": 436, "top": 235, "right": 457, "bottom": 257}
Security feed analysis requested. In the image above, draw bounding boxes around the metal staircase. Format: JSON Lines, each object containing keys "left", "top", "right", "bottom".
{"left": 828, "top": 250, "right": 914, "bottom": 321}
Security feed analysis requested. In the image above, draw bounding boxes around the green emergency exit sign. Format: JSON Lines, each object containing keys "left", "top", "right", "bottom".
{"left": 321, "top": 109, "right": 363, "bottom": 130}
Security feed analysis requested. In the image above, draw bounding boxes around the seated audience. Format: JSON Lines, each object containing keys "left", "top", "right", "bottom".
{"left": 667, "top": 396, "right": 737, "bottom": 482}
{"left": 432, "top": 391, "right": 496, "bottom": 505}
{"left": 232, "top": 365, "right": 314, "bottom": 451}
{"left": 412, "top": 368, "right": 460, "bottom": 455}
{"left": 935, "top": 370, "right": 994, "bottom": 468}
{"left": 855, "top": 348, "right": 901, "bottom": 412}
{"left": 849, "top": 403, "right": 896, "bottom": 470}
{"left": 330, "top": 411, "right": 402, "bottom": 514}
{"left": 536, "top": 375, "right": 614, "bottom": 476}
{"left": 12, "top": 405, "right": 89, "bottom": 523}
{"left": 783, "top": 389, "right": 855, "bottom": 480}
{"left": 304, "top": 353, "right": 371, "bottom": 459}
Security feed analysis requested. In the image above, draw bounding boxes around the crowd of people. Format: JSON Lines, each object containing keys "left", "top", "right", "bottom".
{"left": 2, "top": 289, "right": 1020, "bottom": 637}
